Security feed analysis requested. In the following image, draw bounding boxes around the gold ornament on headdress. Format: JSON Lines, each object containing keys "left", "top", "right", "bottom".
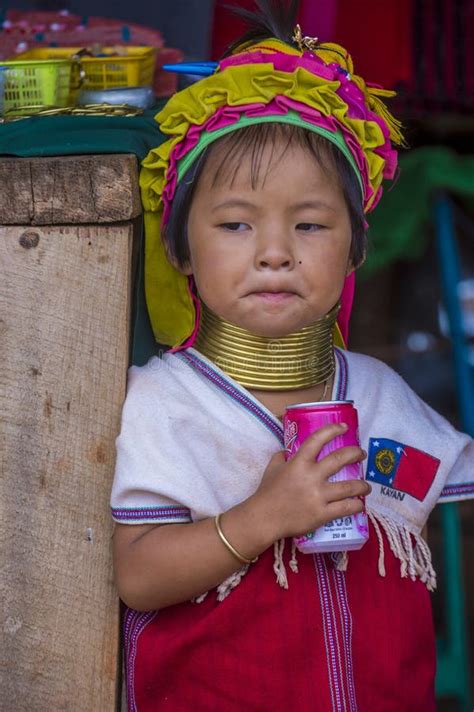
{"left": 290, "top": 28, "right": 406, "bottom": 148}
{"left": 292, "top": 24, "right": 319, "bottom": 52}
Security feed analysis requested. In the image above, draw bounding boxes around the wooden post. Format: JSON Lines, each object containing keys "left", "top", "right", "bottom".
{"left": 0, "top": 155, "right": 141, "bottom": 710}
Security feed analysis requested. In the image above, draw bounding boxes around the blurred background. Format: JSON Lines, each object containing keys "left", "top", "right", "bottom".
{"left": 1, "top": 0, "right": 473, "bottom": 709}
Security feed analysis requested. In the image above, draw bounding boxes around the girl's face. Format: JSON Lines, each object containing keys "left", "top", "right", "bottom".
{"left": 181, "top": 136, "right": 354, "bottom": 338}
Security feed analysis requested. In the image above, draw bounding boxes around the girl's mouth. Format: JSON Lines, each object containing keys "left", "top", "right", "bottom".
{"left": 251, "top": 291, "right": 296, "bottom": 303}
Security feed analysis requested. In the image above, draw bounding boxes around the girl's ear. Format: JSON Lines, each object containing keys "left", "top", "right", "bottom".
{"left": 346, "top": 252, "right": 366, "bottom": 275}
{"left": 178, "top": 262, "right": 194, "bottom": 276}
{"left": 172, "top": 258, "right": 193, "bottom": 277}
{"left": 164, "top": 242, "right": 193, "bottom": 276}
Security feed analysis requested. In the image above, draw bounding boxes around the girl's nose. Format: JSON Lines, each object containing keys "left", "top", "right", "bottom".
{"left": 255, "top": 234, "right": 294, "bottom": 270}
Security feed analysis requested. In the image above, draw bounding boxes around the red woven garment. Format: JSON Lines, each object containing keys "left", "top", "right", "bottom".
{"left": 123, "top": 526, "right": 436, "bottom": 712}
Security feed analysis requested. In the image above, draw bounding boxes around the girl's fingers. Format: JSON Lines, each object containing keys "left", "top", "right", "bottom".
{"left": 312, "top": 444, "right": 367, "bottom": 482}
{"left": 293, "top": 423, "right": 349, "bottom": 463}
{"left": 324, "top": 478, "right": 371, "bottom": 503}
{"left": 323, "top": 496, "right": 366, "bottom": 522}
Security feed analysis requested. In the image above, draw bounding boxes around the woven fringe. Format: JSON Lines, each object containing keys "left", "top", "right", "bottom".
{"left": 195, "top": 511, "right": 436, "bottom": 603}
{"left": 334, "top": 550, "right": 349, "bottom": 572}
{"left": 368, "top": 509, "right": 437, "bottom": 591}
{"left": 273, "top": 539, "right": 289, "bottom": 589}
{"left": 216, "top": 565, "right": 250, "bottom": 601}
{"left": 289, "top": 539, "right": 299, "bottom": 573}
{"left": 193, "top": 565, "right": 251, "bottom": 604}
{"left": 368, "top": 511, "right": 386, "bottom": 577}
{"left": 273, "top": 538, "right": 302, "bottom": 587}
{"left": 195, "top": 535, "right": 303, "bottom": 603}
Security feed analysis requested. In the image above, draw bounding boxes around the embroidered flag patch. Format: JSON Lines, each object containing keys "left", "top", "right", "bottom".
{"left": 366, "top": 438, "right": 440, "bottom": 502}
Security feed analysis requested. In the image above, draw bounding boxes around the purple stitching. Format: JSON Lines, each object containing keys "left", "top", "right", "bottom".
{"left": 177, "top": 351, "right": 284, "bottom": 445}
{"left": 123, "top": 607, "right": 141, "bottom": 644}
{"left": 314, "top": 554, "right": 344, "bottom": 711}
{"left": 124, "top": 608, "right": 157, "bottom": 712}
{"left": 334, "top": 347, "right": 359, "bottom": 710}
{"left": 439, "top": 482, "right": 474, "bottom": 498}
{"left": 123, "top": 609, "right": 139, "bottom": 712}
{"left": 335, "top": 348, "right": 348, "bottom": 400}
{"left": 332, "top": 568, "right": 359, "bottom": 711}
{"left": 321, "top": 556, "right": 347, "bottom": 709}
{"left": 112, "top": 506, "right": 192, "bottom": 522}
{"left": 124, "top": 609, "right": 141, "bottom": 712}
{"left": 314, "top": 555, "right": 337, "bottom": 710}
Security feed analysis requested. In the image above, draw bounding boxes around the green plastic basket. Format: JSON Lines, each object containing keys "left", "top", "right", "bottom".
{"left": 0, "top": 58, "right": 72, "bottom": 115}
{"left": 15, "top": 47, "right": 157, "bottom": 101}
{"left": 0, "top": 68, "right": 6, "bottom": 115}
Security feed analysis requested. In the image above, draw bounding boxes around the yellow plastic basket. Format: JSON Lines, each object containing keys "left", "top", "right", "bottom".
{"left": 0, "top": 58, "right": 72, "bottom": 115}
{"left": 15, "top": 47, "right": 157, "bottom": 99}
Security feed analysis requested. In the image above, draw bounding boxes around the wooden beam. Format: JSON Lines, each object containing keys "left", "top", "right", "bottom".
{"left": 0, "top": 154, "right": 142, "bottom": 225}
{"left": 0, "top": 223, "right": 133, "bottom": 709}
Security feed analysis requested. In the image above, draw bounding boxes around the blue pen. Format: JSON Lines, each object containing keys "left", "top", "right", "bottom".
{"left": 162, "top": 62, "right": 218, "bottom": 76}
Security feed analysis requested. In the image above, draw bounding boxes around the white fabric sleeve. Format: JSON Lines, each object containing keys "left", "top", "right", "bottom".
{"left": 110, "top": 364, "right": 192, "bottom": 525}
{"left": 437, "top": 435, "right": 474, "bottom": 502}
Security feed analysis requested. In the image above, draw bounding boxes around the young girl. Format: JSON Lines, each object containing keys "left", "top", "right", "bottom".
{"left": 111, "top": 3, "right": 474, "bottom": 710}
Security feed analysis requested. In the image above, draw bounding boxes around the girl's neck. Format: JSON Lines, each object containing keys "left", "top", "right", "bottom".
{"left": 194, "top": 302, "right": 339, "bottom": 395}
{"left": 248, "top": 376, "right": 335, "bottom": 420}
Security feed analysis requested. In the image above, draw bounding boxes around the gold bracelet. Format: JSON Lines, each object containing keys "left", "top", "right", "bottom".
{"left": 214, "top": 514, "right": 258, "bottom": 565}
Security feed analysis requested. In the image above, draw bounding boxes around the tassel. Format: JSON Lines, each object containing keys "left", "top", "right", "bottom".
{"left": 334, "top": 550, "right": 349, "bottom": 572}
{"left": 273, "top": 539, "right": 289, "bottom": 589}
{"left": 197, "top": 535, "right": 298, "bottom": 604}
{"left": 367, "top": 90, "right": 407, "bottom": 147}
{"left": 216, "top": 565, "right": 250, "bottom": 602}
{"left": 367, "top": 507, "right": 437, "bottom": 591}
{"left": 399, "top": 526, "right": 417, "bottom": 580}
{"left": 346, "top": 71, "right": 406, "bottom": 148}
{"left": 194, "top": 565, "right": 251, "bottom": 603}
{"left": 368, "top": 511, "right": 386, "bottom": 577}
{"left": 289, "top": 539, "right": 299, "bottom": 573}
{"left": 375, "top": 510, "right": 408, "bottom": 577}
{"left": 413, "top": 534, "right": 437, "bottom": 592}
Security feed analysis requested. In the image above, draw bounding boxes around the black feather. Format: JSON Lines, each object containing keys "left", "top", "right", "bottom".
{"left": 222, "top": 0, "right": 300, "bottom": 57}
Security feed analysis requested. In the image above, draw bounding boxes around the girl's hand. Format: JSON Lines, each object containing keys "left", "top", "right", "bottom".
{"left": 250, "top": 423, "right": 370, "bottom": 542}
{"left": 113, "top": 424, "right": 369, "bottom": 611}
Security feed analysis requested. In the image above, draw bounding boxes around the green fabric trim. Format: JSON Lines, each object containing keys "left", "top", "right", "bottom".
{"left": 0, "top": 104, "right": 165, "bottom": 160}
{"left": 177, "top": 109, "right": 364, "bottom": 195}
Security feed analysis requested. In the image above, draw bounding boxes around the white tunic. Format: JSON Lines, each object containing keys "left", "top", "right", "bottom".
{"left": 111, "top": 347, "right": 473, "bottom": 540}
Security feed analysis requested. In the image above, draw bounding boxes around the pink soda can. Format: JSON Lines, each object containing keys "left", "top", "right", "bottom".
{"left": 283, "top": 401, "right": 369, "bottom": 554}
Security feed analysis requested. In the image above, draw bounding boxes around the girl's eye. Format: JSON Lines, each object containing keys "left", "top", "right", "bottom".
{"left": 219, "top": 222, "right": 249, "bottom": 232}
{"left": 296, "top": 223, "right": 324, "bottom": 232}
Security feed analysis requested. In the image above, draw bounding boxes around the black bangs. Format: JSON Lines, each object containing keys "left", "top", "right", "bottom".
{"left": 208, "top": 123, "right": 335, "bottom": 190}
{"left": 222, "top": 0, "right": 300, "bottom": 57}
